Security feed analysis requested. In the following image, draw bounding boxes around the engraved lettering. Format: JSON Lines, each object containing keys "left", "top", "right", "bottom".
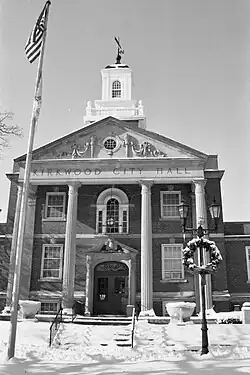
{"left": 74, "top": 169, "right": 81, "bottom": 175}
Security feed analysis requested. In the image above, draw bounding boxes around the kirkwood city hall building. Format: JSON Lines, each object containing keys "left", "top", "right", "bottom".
{"left": 0, "top": 54, "right": 250, "bottom": 317}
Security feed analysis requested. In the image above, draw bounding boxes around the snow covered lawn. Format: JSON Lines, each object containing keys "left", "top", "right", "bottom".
{"left": 0, "top": 319, "right": 250, "bottom": 374}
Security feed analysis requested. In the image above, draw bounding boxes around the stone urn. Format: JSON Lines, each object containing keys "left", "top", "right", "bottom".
{"left": 19, "top": 300, "right": 41, "bottom": 319}
{"left": 166, "top": 302, "right": 196, "bottom": 324}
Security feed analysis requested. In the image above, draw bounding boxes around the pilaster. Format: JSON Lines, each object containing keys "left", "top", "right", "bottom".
{"left": 3, "top": 183, "right": 23, "bottom": 312}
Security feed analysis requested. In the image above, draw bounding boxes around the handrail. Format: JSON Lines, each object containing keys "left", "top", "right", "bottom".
{"left": 131, "top": 307, "right": 136, "bottom": 348}
{"left": 49, "top": 303, "right": 63, "bottom": 346}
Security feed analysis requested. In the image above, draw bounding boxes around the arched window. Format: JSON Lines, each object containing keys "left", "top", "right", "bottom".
{"left": 112, "top": 80, "right": 121, "bottom": 98}
{"left": 96, "top": 188, "right": 129, "bottom": 234}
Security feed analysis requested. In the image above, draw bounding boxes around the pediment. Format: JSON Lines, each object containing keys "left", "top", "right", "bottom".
{"left": 15, "top": 117, "right": 207, "bottom": 163}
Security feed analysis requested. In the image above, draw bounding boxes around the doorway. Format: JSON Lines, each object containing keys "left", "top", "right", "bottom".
{"left": 93, "top": 261, "right": 129, "bottom": 315}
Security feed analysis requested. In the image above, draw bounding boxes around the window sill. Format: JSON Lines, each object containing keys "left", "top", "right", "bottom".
{"left": 160, "top": 279, "right": 188, "bottom": 283}
{"left": 38, "top": 278, "right": 62, "bottom": 282}
{"left": 42, "top": 218, "right": 66, "bottom": 222}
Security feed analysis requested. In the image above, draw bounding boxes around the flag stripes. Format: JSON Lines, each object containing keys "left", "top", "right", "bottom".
{"left": 25, "top": 1, "right": 50, "bottom": 63}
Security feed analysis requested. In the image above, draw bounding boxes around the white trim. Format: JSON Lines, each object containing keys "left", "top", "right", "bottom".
{"left": 246, "top": 246, "right": 250, "bottom": 281}
{"left": 40, "top": 244, "right": 63, "bottom": 280}
{"left": 161, "top": 243, "right": 184, "bottom": 280}
{"left": 160, "top": 191, "right": 181, "bottom": 219}
{"left": 45, "top": 192, "right": 66, "bottom": 220}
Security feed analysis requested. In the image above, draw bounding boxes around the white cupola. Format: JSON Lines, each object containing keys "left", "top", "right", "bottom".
{"left": 84, "top": 43, "right": 146, "bottom": 128}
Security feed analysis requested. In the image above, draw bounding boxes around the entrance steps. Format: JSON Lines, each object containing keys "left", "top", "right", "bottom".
{"left": 72, "top": 315, "right": 132, "bottom": 326}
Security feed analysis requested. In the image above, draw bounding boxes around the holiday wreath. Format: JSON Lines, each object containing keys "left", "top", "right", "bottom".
{"left": 182, "top": 237, "right": 222, "bottom": 273}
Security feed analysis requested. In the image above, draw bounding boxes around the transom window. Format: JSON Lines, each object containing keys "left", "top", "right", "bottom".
{"left": 45, "top": 192, "right": 66, "bottom": 220}
{"left": 112, "top": 80, "right": 121, "bottom": 98}
{"left": 40, "top": 244, "right": 63, "bottom": 279}
{"left": 246, "top": 246, "right": 250, "bottom": 281}
{"left": 96, "top": 188, "right": 129, "bottom": 234}
{"left": 160, "top": 191, "right": 181, "bottom": 218}
{"left": 162, "top": 244, "right": 184, "bottom": 280}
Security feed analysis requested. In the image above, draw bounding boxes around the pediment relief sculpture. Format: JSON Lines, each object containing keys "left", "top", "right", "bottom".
{"left": 100, "top": 238, "right": 124, "bottom": 253}
{"left": 55, "top": 132, "right": 167, "bottom": 159}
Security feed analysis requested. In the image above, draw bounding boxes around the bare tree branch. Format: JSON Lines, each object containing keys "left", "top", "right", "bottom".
{"left": 0, "top": 112, "right": 23, "bottom": 149}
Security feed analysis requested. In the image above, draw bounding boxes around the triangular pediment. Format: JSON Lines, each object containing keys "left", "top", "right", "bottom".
{"left": 15, "top": 116, "right": 207, "bottom": 163}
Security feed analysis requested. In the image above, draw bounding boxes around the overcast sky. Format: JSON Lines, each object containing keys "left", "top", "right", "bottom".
{"left": 0, "top": 0, "right": 249, "bottom": 222}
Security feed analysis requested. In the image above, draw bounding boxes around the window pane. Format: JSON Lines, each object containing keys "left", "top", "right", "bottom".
{"left": 42, "top": 245, "right": 61, "bottom": 278}
{"left": 46, "top": 194, "right": 65, "bottom": 218}
{"left": 163, "top": 245, "right": 183, "bottom": 279}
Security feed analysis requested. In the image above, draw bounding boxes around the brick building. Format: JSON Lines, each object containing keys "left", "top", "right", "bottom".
{"left": 0, "top": 57, "right": 250, "bottom": 316}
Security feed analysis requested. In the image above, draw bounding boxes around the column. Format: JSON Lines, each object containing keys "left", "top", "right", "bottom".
{"left": 140, "top": 180, "right": 154, "bottom": 315}
{"left": 3, "top": 183, "right": 23, "bottom": 312}
{"left": 84, "top": 255, "right": 93, "bottom": 316}
{"left": 191, "top": 187, "right": 200, "bottom": 313}
{"left": 62, "top": 183, "right": 79, "bottom": 313}
{"left": 193, "top": 179, "right": 213, "bottom": 312}
{"left": 19, "top": 185, "right": 37, "bottom": 300}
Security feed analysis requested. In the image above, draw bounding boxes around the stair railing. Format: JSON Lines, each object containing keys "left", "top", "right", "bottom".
{"left": 131, "top": 307, "right": 136, "bottom": 348}
{"left": 49, "top": 303, "right": 63, "bottom": 346}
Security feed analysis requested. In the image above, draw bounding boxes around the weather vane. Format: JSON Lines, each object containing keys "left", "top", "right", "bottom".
{"left": 114, "top": 37, "right": 124, "bottom": 64}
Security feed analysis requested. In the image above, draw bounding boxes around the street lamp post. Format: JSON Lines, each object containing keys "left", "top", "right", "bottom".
{"left": 178, "top": 199, "right": 222, "bottom": 355}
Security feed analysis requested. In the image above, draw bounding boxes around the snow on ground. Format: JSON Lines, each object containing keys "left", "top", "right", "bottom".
{"left": 0, "top": 316, "right": 250, "bottom": 374}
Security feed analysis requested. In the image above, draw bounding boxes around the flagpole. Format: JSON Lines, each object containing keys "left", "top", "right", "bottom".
{"left": 7, "top": 1, "right": 51, "bottom": 360}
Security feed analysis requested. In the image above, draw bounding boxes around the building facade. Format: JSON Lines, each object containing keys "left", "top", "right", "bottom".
{"left": 0, "top": 57, "right": 250, "bottom": 316}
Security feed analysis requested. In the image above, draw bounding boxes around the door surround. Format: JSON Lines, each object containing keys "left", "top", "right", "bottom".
{"left": 84, "top": 243, "right": 137, "bottom": 315}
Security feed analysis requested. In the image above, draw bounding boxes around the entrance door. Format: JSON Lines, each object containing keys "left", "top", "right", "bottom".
{"left": 93, "top": 262, "right": 129, "bottom": 315}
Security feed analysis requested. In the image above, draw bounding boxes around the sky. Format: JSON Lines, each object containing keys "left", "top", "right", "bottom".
{"left": 0, "top": 0, "right": 249, "bottom": 222}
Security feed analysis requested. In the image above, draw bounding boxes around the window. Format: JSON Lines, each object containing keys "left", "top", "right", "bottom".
{"left": 112, "top": 80, "right": 121, "bottom": 98}
{"left": 160, "top": 191, "right": 181, "bottom": 218}
{"left": 96, "top": 188, "right": 129, "bottom": 234}
{"left": 40, "top": 302, "right": 59, "bottom": 315}
{"left": 45, "top": 192, "right": 66, "bottom": 220}
{"left": 104, "top": 138, "right": 117, "bottom": 151}
{"left": 246, "top": 246, "right": 250, "bottom": 281}
{"left": 161, "top": 244, "right": 184, "bottom": 280}
{"left": 40, "top": 244, "right": 63, "bottom": 280}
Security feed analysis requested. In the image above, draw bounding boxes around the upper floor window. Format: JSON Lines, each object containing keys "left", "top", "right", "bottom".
{"left": 40, "top": 244, "right": 63, "bottom": 280}
{"left": 45, "top": 192, "right": 66, "bottom": 220}
{"left": 246, "top": 246, "right": 250, "bottom": 281}
{"left": 160, "top": 191, "right": 181, "bottom": 219}
{"left": 161, "top": 244, "right": 184, "bottom": 280}
{"left": 112, "top": 80, "right": 121, "bottom": 98}
{"left": 96, "top": 188, "right": 129, "bottom": 234}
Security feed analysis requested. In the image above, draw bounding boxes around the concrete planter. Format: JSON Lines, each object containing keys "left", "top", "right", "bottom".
{"left": 166, "top": 302, "right": 196, "bottom": 324}
{"left": 19, "top": 300, "right": 41, "bottom": 319}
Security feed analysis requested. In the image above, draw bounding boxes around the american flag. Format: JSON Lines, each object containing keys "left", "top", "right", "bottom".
{"left": 25, "top": 1, "right": 51, "bottom": 63}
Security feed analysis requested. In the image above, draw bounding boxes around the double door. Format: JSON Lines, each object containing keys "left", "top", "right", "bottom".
{"left": 93, "top": 272, "right": 128, "bottom": 315}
